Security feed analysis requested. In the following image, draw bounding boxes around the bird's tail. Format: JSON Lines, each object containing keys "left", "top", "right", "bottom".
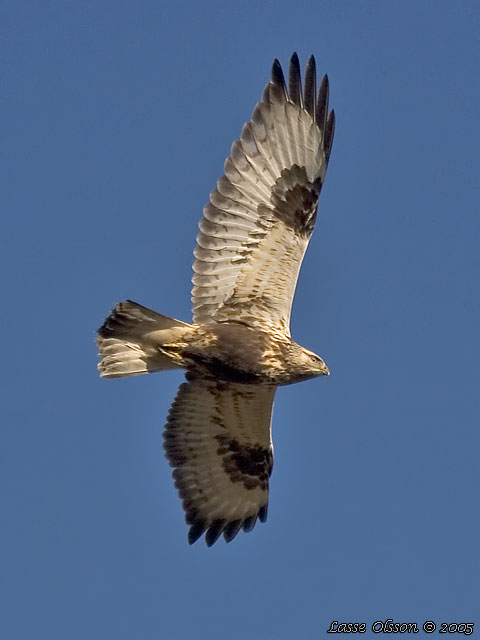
{"left": 96, "top": 300, "right": 194, "bottom": 378}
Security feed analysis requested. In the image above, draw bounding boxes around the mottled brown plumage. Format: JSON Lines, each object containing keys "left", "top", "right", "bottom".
{"left": 97, "top": 53, "right": 335, "bottom": 545}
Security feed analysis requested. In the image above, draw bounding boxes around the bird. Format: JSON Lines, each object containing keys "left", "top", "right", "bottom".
{"left": 97, "top": 53, "right": 335, "bottom": 546}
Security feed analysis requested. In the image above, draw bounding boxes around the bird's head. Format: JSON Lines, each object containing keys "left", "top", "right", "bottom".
{"left": 283, "top": 343, "right": 330, "bottom": 384}
{"left": 301, "top": 347, "right": 330, "bottom": 377}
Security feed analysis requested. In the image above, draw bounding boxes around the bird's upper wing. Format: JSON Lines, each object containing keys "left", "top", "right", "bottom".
{"left": 192, "top": 53, "right": 335, "bottom": 335}
{"left": 164, "top": 377, "right": 276, "bottom": 546}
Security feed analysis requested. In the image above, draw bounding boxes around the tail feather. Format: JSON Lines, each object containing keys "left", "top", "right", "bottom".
{"left": 97, "top": 300, "right": 193, "bottom": 379}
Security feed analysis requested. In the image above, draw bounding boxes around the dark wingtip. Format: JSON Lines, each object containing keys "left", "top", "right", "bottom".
{"left": 242, "top": 513, "right": 258, "bottom": 533}
{"left": 271, "top": 58, "right": 285, "bottom": 86}
{"left": 205, "top": 519, "right": 226, "bottom": 547}
{"left": 188, "top": 521, "right": 207, "bottom": 545}
{"left": 270, "top": 57, "right": 288, "bottom": 102}
{"left": 188, "top": 508, "right": 269, "bottom": 545}
{"left": 304, "top": 55, "right": 317, "bottom": 118}
{"left": 288, "top": 52, "right": 302, "bottom": 107}
{"left": 223, "top": 519, "right": 243, "bottom": 543}
{"left": 316, "top": 74, "right": 329, "bottom": 131}
{"left": 325, "top": 109, "right": 336, "bottom": 161}
{"left": 259, "top": 504, "right": 268, "bottom": 523}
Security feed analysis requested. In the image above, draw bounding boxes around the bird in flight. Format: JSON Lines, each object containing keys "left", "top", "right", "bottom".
{"left": 97, "top": 53, "right": 335, "bottom": 546}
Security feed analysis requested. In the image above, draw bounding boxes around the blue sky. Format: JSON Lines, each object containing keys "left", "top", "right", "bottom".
{"left": 1, "top": 1, "right": 479, "bottom": 638}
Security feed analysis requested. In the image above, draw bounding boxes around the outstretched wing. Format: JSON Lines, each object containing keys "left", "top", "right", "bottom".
{"left": 163, "top": 378, "right": 276, "bottom": 546}
{"left": 192, "top": 53, "right": 335, "bottom": 335}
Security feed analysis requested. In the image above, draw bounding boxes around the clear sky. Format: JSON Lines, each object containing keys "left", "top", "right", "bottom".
{"left": 1, "top": 1, "right": 479, "bottom": 638}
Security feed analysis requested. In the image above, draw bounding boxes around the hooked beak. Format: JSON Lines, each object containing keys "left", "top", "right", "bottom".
{"left": 321, "top": 362, "right": 330, "bottom": 376}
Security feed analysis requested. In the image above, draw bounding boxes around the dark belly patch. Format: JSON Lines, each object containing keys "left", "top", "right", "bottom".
{"left": 183, "top": 351, "right": 261, "bottom": 384}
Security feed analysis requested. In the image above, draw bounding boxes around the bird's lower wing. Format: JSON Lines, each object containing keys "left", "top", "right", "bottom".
{"left": 192, "top": 54, "right": 334, "bottom": 335}
{"left": 164, "top": 378, "right": 276, "bottom": 546}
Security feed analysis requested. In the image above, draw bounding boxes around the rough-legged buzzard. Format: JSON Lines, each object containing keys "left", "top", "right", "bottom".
{"left": 97, "top": 53, "right": 335, "bottom": 546}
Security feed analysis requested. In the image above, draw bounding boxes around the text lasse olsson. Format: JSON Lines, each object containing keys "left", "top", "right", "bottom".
{"left": 327, "top": 619, "right": 419, "bottom": 634}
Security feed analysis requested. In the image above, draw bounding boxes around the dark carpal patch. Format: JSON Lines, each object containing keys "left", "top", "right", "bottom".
{"left": 215, "top": 434, "right": 273, "bottom": 490}
{"left": 270, "top": 164, "right": 323, "bottom": 236}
